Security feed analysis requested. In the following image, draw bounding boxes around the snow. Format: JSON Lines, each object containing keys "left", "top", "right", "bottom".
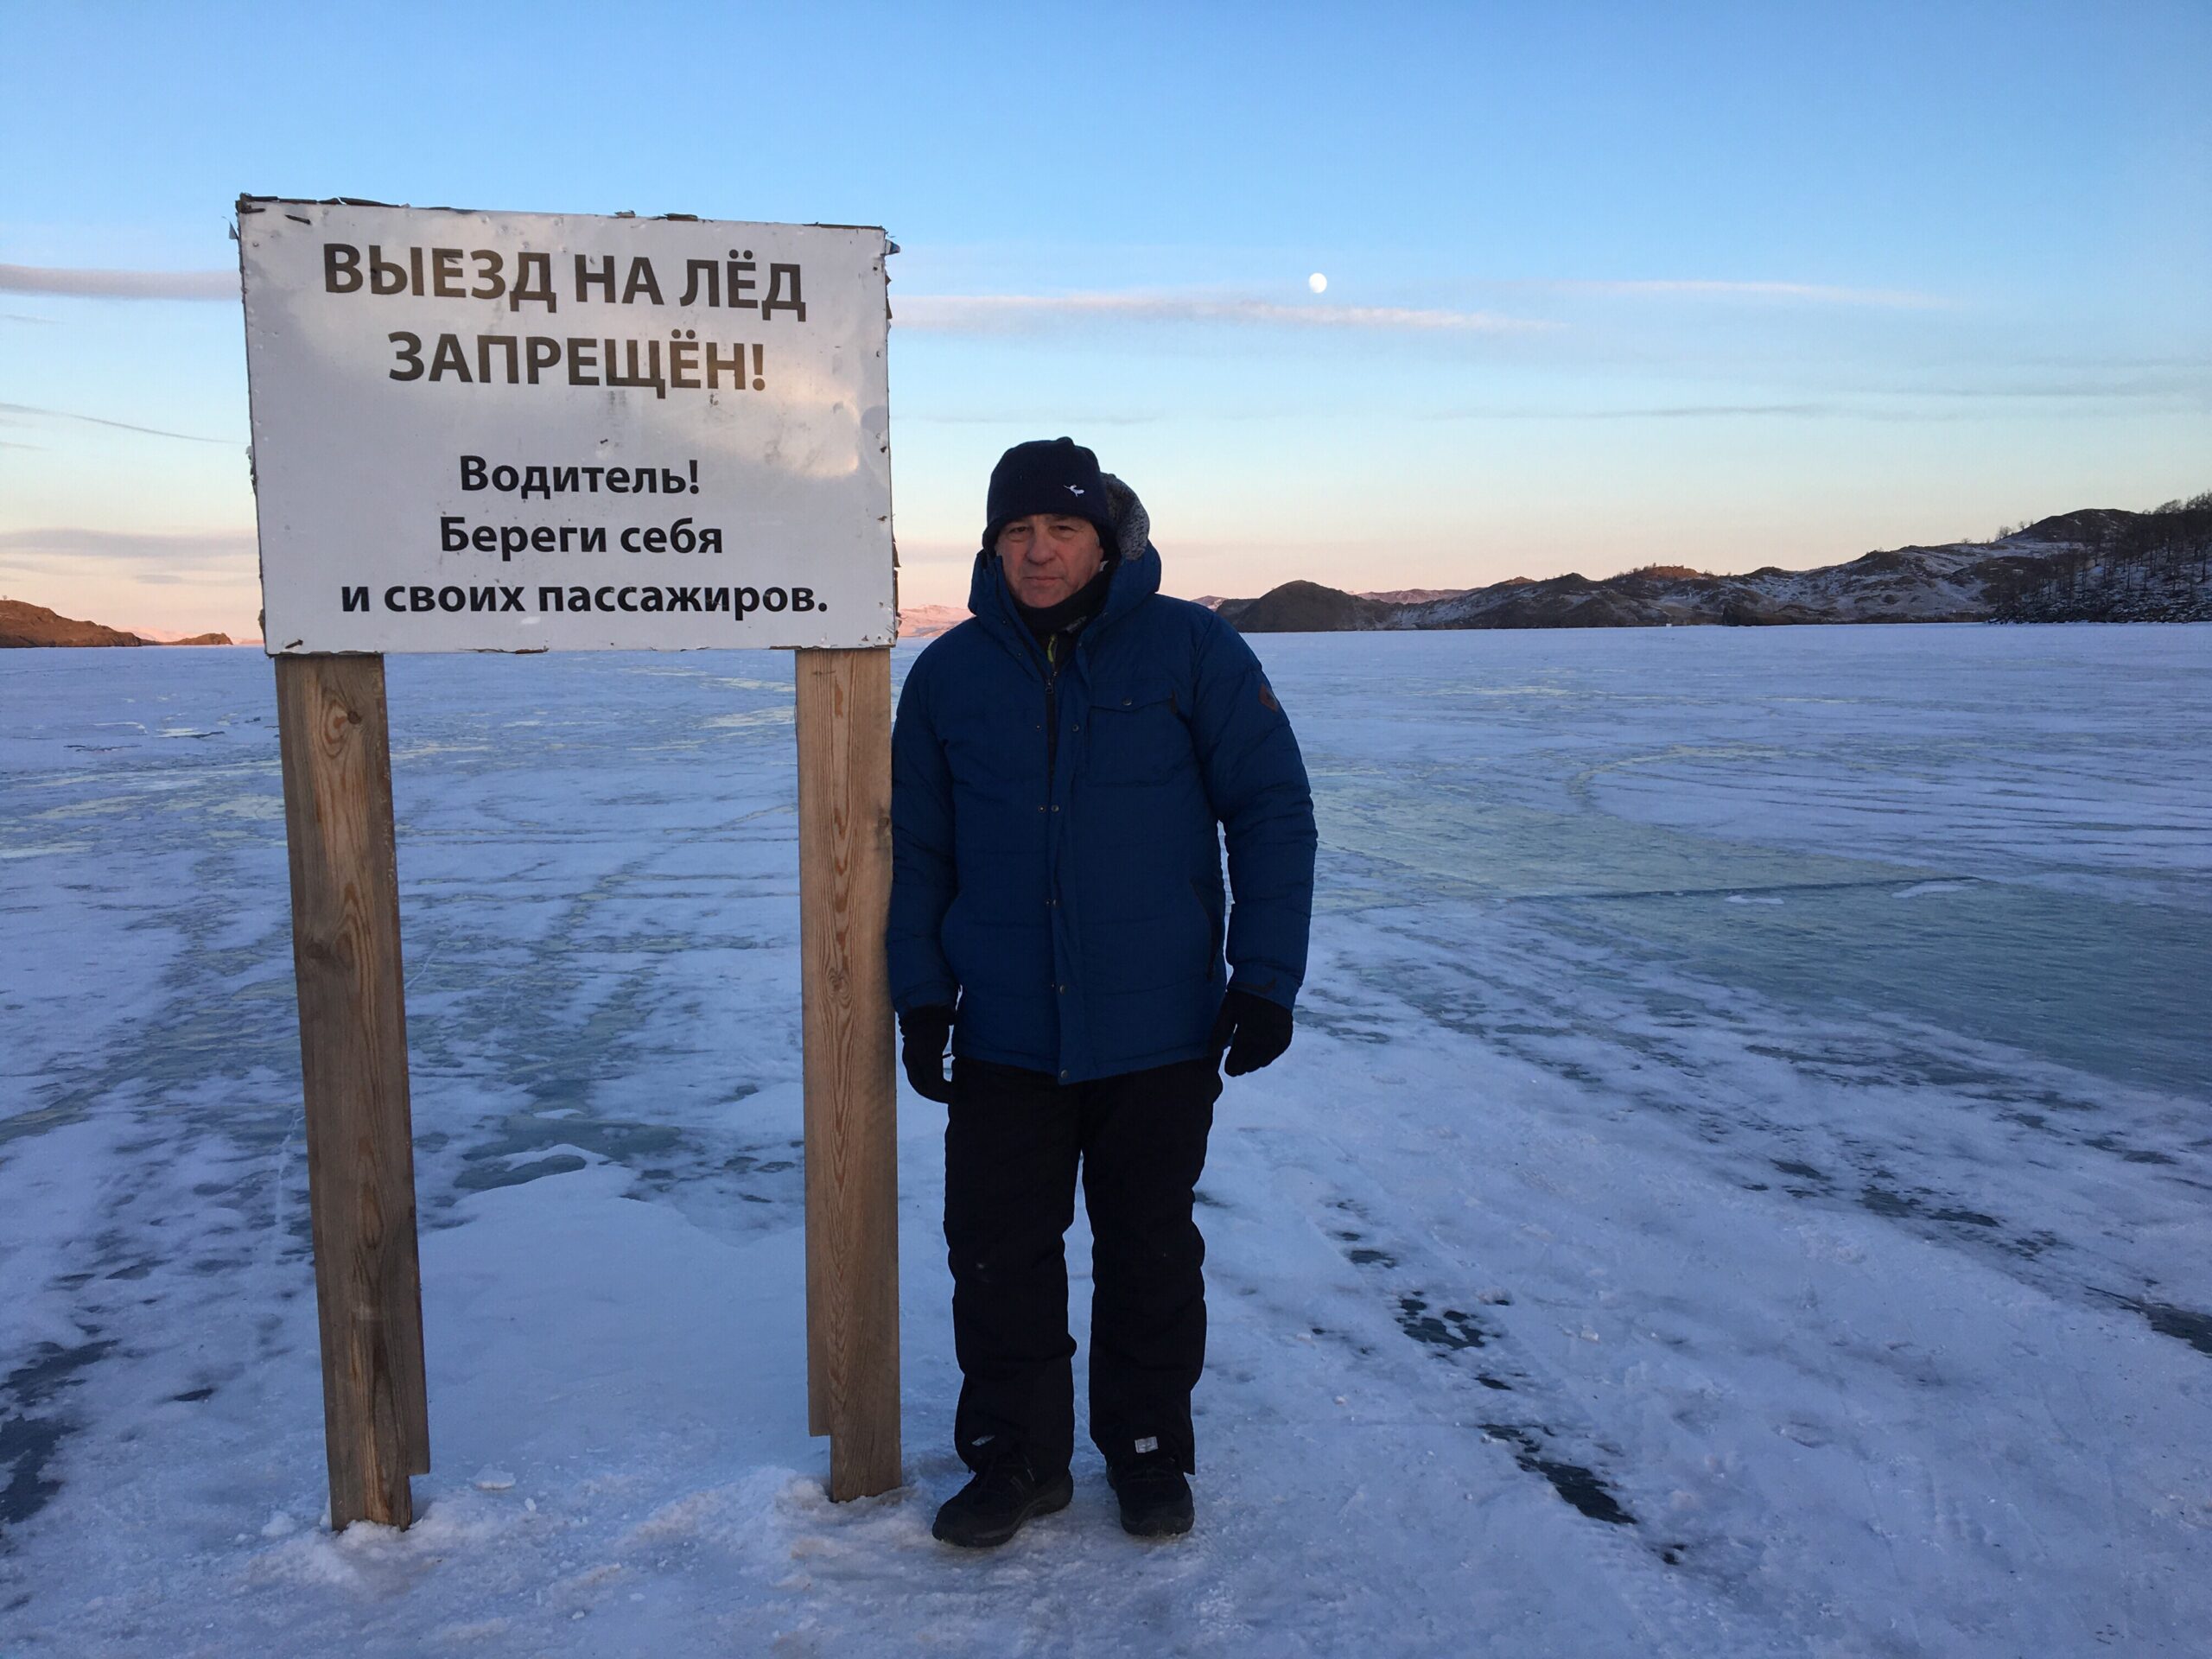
{"left": 2, "top": 626, "right": 2208, "bottom": 1657}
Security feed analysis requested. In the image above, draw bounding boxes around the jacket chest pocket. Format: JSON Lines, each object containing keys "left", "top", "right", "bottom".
{"left": 1084, "top": 677, "right": 1188, "bottom": 787}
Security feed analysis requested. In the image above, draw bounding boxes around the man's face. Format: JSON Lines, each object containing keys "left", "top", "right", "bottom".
{"left": 997, "top": 513, "right": 1105, "bottom": 608}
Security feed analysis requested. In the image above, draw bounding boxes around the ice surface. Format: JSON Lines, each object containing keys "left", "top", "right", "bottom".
{"left": 2, "top": 626, "right": 2207, "bottom": 1656}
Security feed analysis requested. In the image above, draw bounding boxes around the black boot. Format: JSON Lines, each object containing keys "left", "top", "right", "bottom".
{"left": 1107, "top": 1452, "right": 1193, "bottom": 1539}
{"left": 931, "top": 1448, "right": 1074, "bottom": 1548}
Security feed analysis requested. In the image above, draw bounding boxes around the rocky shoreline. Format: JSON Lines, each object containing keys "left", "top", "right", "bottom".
{"left": 1, "top": 601, "right": 232, "bottom": 648}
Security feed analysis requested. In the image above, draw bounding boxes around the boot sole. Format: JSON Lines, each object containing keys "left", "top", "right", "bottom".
{"left": 931, "top": 1471, "right": 1074, "bottom": 1548}
{"left": 1117, "top": 1504, "right": 1193, "bottom": 1539}
{"left": 1108, "top": 1473, "right": 1194, "bottom": 1539}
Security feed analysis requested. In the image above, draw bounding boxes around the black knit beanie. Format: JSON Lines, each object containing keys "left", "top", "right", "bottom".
{"left": 983, "top": 437, "right": 1119, "bottom": 552}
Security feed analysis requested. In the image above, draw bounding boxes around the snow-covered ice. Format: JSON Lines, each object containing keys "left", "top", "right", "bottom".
{"left": 2, "top": 623, "right": 2207, "bottom": 1656}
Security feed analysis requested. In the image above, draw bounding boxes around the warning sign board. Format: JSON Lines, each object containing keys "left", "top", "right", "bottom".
{"left": 238, "top": 198, "right": 893, "bottom": 653}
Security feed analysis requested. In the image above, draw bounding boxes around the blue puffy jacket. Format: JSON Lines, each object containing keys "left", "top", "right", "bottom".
{"left": 888, "top": 478, "right": 1317, "bottom": 1084}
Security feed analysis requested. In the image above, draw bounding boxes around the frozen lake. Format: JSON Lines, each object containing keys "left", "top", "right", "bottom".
{"left": 3, "top": 624, "right": 2208, "bottom": 1656}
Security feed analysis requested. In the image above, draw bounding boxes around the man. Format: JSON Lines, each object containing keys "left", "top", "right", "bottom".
{"left": 888, "top": 437, "right": 1317, "bottom": 1548}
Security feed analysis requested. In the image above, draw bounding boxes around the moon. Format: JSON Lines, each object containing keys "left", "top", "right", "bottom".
{"left": 1308, "top": 272, "right": 1328, "bottom": 295}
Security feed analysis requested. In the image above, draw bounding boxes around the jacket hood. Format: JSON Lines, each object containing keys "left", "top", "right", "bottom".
{"left": 968, "top": 472, "right": 1161, "bottom": 636}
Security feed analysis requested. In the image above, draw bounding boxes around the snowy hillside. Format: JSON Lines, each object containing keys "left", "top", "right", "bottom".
{"left": 3, "top": 627, "right": 2209, "bottom": 1656}
{"left": 893, "top": 602, "right": 968, "bottom": 639}
{"left": 1217, "top": 501, "right": 2212, "bottom": 630}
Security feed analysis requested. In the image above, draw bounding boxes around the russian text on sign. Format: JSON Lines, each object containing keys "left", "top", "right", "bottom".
{"left": 240, "top": 198, "right": 892, "bottom": 652}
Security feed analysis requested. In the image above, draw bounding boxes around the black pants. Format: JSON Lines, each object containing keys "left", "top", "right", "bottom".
{"left": 944, "top": 1054, "right": 1221, "bottom": 1478}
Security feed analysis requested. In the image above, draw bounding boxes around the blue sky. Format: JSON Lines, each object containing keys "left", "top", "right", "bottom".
{"left": 3, "top": 0, "right": 2207, "bottom": 634}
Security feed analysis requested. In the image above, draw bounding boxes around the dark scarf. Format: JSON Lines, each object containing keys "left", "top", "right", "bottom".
{"left": 1012, "top": 554, "right": 1118, "bottom": 649}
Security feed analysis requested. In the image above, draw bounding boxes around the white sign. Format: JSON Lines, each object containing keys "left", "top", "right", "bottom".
{"left": 238, "top": 199, "right": 893, "bottom": 653}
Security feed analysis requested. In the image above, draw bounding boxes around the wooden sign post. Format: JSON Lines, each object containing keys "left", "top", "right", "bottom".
{"left": 796, "top": 646, "right": 901, "bottom": 1500}
{"left": 273, "top": 652, "right": 429, "bottom": 1529}
{"left": 243, "top": 199, "right": 903, "bottom": 1529}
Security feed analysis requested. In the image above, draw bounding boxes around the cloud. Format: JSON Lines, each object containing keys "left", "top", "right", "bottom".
{"left": 1418, "top": 402, "right": 1846, "bottom": 422}
{"left": 0, "top": 529, "right": 260, "bottom": 637}
{"left": 3, "top": 310, "right": 59, "bottom": 324}
{"left": 1524, "top": 278, "right": 1947, "bottom": 309}
{"left": 1901, "top": 377, "right": 2210, "bottom": 401}
{"left": 0, "top": 264, "right": 236, "bottom": 300}
{"left": 0, "top": 401, "right": 239, "bottom": 445}
{"left": 0, "top": 264, "right": 1945, "bottom": 320}
{"left": 0, "top": 526, "right": 257, "bottom": 575}
{"left": 1416, "top": 389, "right": 2202, "bottom": 423}
{"left": 1459, "top": 402, "right": 1838, "bottom": 420}
{"left": 895, "top": 292, "right": 1554, "bottom": 335}
{"left": 906, "top": 411, "right": 1161, "bottom": 425}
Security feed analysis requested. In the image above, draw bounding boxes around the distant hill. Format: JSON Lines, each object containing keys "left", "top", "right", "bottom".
{"left": 133, "top": 625, "right": 239, "bottom": 646}
{"left": 1194, "top": 588, "right": 1471, "bottom": 610}
{"left": 0, "top": 601, "right": 232, "bottom": 648}
{"left": 1357, "top": 587, "right": 1476, "bottom": 605}
{"left": 1213, "top": 501, "right": 2212, "bottom": 632}
{"left": 896, "top": 603, "right": 968, "bottom": 640}
{"left": 1, "top": 601, "right": 149, "bottom": 647}
{"left": 1212, "top": 581, "right": 1401, "bottom": 632}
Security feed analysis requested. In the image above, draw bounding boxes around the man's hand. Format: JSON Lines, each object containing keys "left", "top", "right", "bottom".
{"left": 1209, "top": 989, "right": 1294, "bottom": 1077}
{"left": 899, "top": 1004, "right": 957, "bottom": 1103}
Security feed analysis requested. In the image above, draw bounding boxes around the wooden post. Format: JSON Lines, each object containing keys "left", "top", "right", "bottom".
{"left": 794, "top": 646, "right": 902, "bottom": 1500}
{"left": 274, "top": 653, "right": 430, "bottom": 1529}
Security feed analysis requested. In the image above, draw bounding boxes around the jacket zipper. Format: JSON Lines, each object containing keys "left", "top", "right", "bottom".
{"left": 1043, "top": 632, "right": 1062, "bottom": 778}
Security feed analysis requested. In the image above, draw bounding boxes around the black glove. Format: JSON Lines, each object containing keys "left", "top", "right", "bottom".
{"left": 1209, "top": 989, "right": 1294, "bottom": 1077}
{"left": 899, "top": 1004, "right": 957, "bottom": 1103}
